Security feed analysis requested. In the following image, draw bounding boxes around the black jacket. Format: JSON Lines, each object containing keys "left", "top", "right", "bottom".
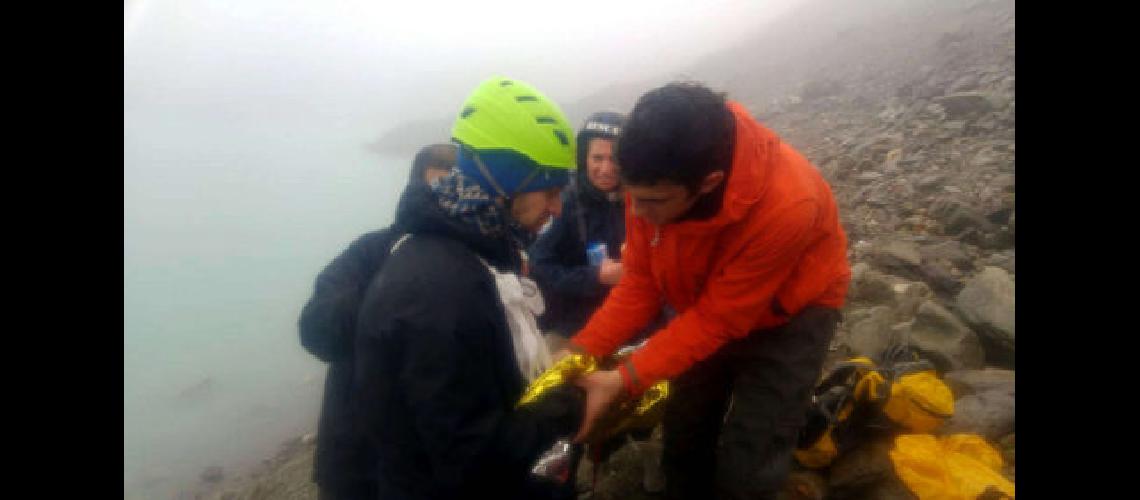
{"left": 298, "top": 227, "right": 405, "bottom": 488}
{"left": 528, "top": 171, "right": 627, "bottom": 336}
{"left": 353, "top": 184, "right": 583, "bottom": 499}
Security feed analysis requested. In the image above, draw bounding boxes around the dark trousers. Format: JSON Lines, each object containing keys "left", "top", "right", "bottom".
{"left": 661, "top": 306, "right": 840, "bottom": 500}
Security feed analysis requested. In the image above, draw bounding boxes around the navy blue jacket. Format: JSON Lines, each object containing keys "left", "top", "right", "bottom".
{"left": 528, "top": 172, "right": 628, "bottom": 337}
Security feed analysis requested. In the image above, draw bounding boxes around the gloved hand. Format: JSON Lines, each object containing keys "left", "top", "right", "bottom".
{"left": 520, "top": 383, "right": 585, "bottom": 438}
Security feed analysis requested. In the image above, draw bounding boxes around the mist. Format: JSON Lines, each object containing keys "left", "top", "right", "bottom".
{"left": 126, "top": 0, "right": 1017, "bottom": 495}
{"left": 123, "top": 0, "right": 810, "bottom": 496}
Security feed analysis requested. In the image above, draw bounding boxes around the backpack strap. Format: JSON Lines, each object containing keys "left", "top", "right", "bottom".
{"left": 389, "top": 233, "right": 412, "bottom": 255}
{"left": 575, "top": 201, "right": 589, "bottom": 253}
{"left": 814, "top": 357, "right": 876, "bottom": 397}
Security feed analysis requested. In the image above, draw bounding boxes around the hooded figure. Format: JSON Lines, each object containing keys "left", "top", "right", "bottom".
{"left": 350, "top": 76, "right": 586, "bottom": 500}
{"left": 298, "top": 142, "right": 456, "bottom": 500}
{"left": 529, "top": 112, "right": 654, "bottom": 337}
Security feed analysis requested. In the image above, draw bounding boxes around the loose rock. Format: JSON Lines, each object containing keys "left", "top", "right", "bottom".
{"left": 954, "top": 267, "right": 1015, "bottom": 366}
{"left": 943, "top": 368, "right": 1014, "bottom": 399}
{"left": 845, "top": 306, "right": 900, "bottom": 360}
{"left": 906, "top": 300, "right": 986, "bottom": 372}
{"left": 941, "top": 387, "right": 1014, "bottom": 441}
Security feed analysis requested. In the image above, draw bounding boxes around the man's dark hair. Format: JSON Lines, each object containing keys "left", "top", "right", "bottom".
{"left": 616, "top": 82, "right": 735, "bottom": 193}
{"left": 409, "top": 143, "right": 458, "bottom": 186}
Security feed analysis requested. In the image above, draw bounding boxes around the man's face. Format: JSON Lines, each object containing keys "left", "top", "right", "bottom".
{"left": 585, "top": 138, "right": 619, "bottom": 193}
{"left": 625, "top": 171, "right": 726, "bottom": 226}
{"left": 510, "top": 187, "right": 563, "bottom": 233}
{"left": 423, "top": 166, "right": 450, "bottom": 186}
{"left": 625, "top": 183, "right": 700, "bottom": 227}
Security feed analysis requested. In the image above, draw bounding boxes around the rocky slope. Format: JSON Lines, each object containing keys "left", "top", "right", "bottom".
{"left": 197, "top": 0, "right": 1015, "bottom": 498}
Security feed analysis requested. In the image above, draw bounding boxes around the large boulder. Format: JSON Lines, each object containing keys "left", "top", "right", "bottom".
{"left": 870, "top": 240, "right": 923, "bottom": 272}
{"left": 940, "top": 388, "right": 1015, "bottom": 441}
{"left": 906, "top": 300, "right": 986, "bottom": 372}
{"left": 943, "top": 368, "right": 1015, "bottom": 399}
{"left": 955, "top": 267, "right": 1015, "bottom": 367}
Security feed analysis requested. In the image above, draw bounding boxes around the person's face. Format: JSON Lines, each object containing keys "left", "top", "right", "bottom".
{"left": 423, "top": 166, "right": 450, "bottom": 186}
{"left": 510, "top": 187, "right": 563, "bottom": 233}
{"left": 625, "top": 171, "right": 725, "bottom": 226}
{"left": 585, "top": 138, "right": 619, "bottom": 193}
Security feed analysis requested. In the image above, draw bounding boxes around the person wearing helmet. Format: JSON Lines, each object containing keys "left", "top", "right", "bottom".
{"left": 298, "top": 143, "right": 457, "bottom": 500}
{"left": 350, "top": 76, "right": 586, "bottom": 500}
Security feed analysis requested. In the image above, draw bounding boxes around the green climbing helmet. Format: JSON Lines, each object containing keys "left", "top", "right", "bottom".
{"left": 451, "top": 76, "right": 577, "bottom": 172}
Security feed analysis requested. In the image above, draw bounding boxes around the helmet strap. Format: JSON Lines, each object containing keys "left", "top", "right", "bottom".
{"left": 470, "top": 150, "right": 510, "bottom": 199}
{"left": 470, "top": 148, "right": 544, "bottom": 198}
{"left": 513, "top": 168, "right": 542, "bottom": 195}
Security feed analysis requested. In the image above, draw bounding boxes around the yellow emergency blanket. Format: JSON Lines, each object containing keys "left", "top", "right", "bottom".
{"left": 889, "top": 434, "right": 1015, "bottom": 499}
{"left": 516, "top": 352, "right": 669, "bottom": 444}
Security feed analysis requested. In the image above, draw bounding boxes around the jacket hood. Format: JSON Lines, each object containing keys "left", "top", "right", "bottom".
{"left": 575, "top": 112, "right": 626, "bottom": 210}
{"left": 394, "top": 182, "right": 521, "bottom": 270}
{"left": 574, "top": 160, "right": 624, "bottom": 210}
{"left": 667, "top": 100, "right": 779, "bottom": 234}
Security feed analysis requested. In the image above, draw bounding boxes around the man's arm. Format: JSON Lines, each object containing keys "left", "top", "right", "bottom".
{"left": 568, "top": 205, "right": 664, "bottom": 358}
{"left": 620, "top": 201, "right": 821, "bottom": 394}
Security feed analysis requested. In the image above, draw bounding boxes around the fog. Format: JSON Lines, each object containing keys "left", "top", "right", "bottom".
{"left": 124, "top": 0, "right": 808, "bottom": 133}
{"left": 123, "top": 0, "right": 810, "bottom": 496}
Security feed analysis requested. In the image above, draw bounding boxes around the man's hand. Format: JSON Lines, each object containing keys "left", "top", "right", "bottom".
{"left": 552, "top": 348, "right": 573, "bottom": 363}
{"left": 572, "top": 369, "right": 626, "bottom": 443}
{"left": 598, "top": 258, "right": 624, "bottom": 286}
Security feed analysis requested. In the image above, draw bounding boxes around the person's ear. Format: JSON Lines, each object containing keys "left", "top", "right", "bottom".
{"left": 697, "top": 170, "right": 726, "bottom": 195}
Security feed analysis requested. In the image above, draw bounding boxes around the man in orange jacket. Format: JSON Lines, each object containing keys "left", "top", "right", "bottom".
{"left": 559, "top": 82, "right": 850, "bottom": 499}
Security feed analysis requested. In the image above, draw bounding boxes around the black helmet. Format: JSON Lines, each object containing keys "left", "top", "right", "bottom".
{"left": 576, "top": 111, "right": 625, "bottom": 172}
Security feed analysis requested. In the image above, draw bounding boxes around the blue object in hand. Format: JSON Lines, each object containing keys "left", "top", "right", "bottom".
{"left": 586, "top": 242, "right": 608, "bottom": 267}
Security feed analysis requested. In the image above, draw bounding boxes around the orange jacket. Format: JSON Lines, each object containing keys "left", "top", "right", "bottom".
{"left": 569, "top": 101, "right": 850, "bottom": 395}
